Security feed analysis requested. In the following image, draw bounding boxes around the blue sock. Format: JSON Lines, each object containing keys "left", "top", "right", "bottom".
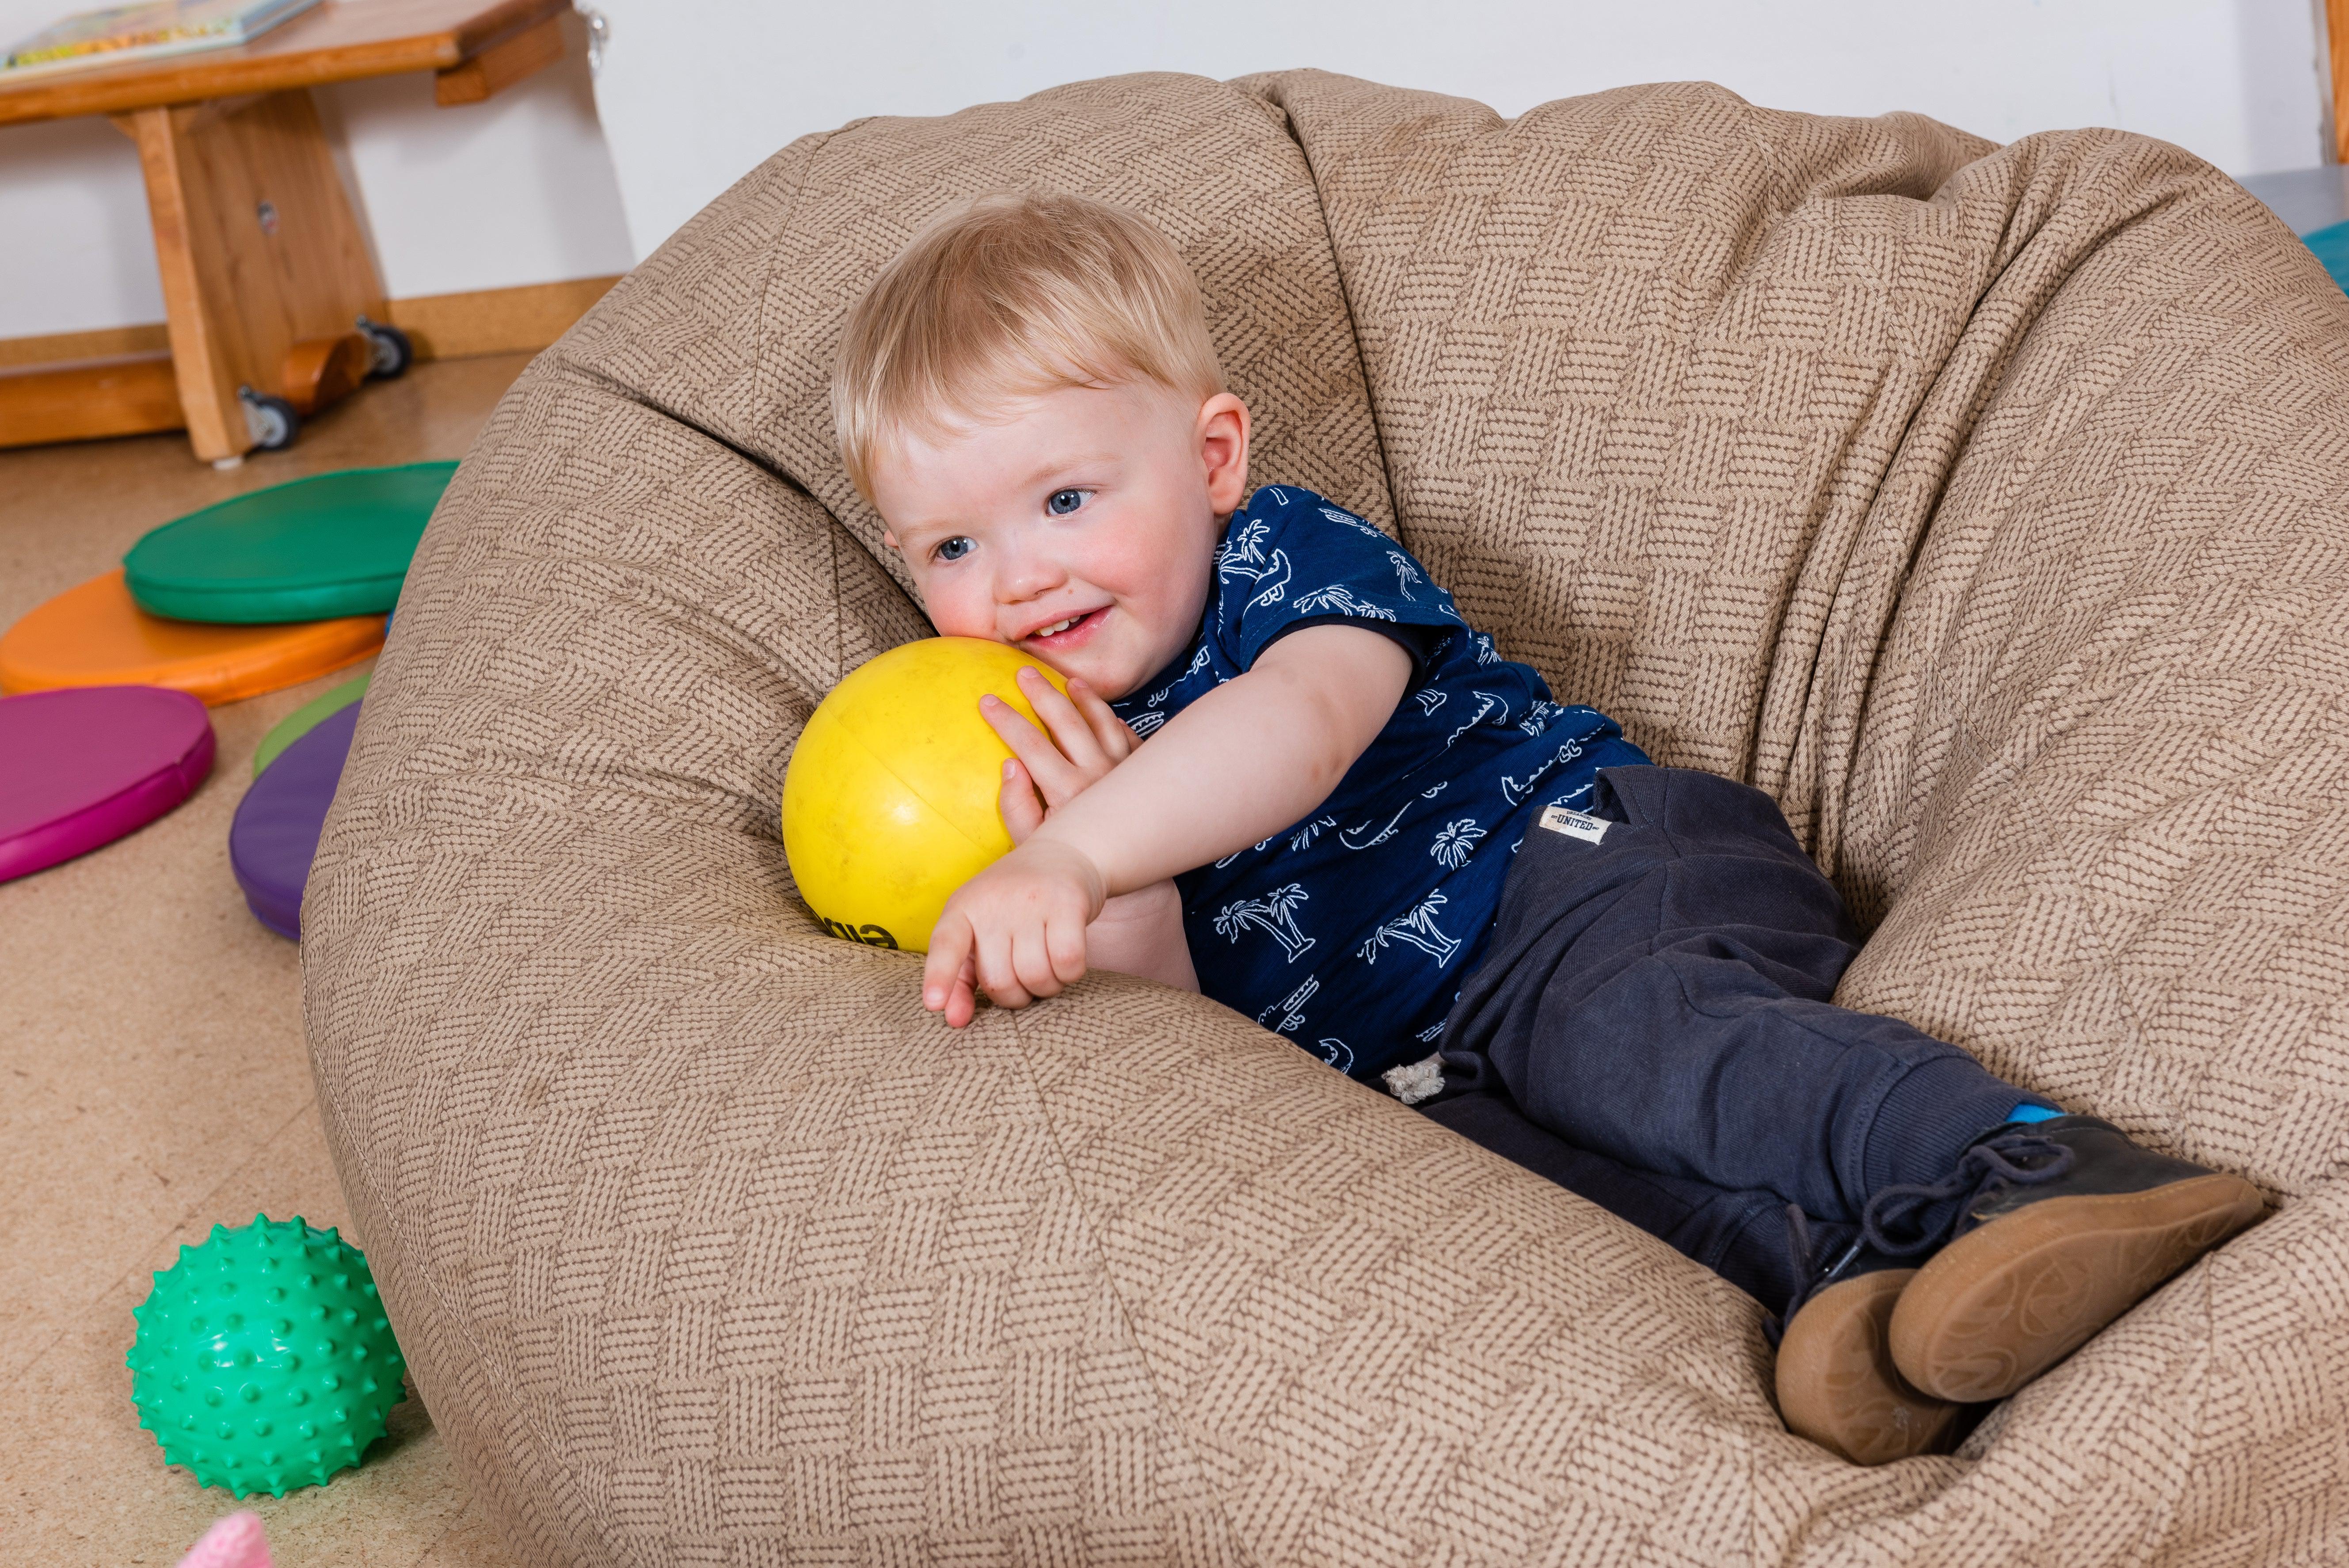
{"left": 2006, "top": 1102, "right": 2062, "bottom": 1123}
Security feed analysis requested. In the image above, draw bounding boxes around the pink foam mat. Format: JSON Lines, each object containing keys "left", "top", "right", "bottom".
{"left": 0, "top": 685, "right": 215, "bottom": 883}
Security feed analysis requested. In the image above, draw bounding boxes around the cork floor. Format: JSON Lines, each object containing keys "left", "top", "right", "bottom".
{"left": 1, "top": 357, "right": 533, "bottom": 1568}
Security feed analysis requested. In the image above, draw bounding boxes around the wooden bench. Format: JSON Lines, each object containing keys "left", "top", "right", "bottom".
{"left": 0, "top": 0, "right": 575, "bottom": 464}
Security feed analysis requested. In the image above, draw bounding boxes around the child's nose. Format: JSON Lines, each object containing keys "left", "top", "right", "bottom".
{"left": 995, "top": 548, "right": 1066, "bottom": 601}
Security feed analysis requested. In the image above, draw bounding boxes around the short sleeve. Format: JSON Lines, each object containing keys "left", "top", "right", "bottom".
{"left": 1212, "top": 488, "right": 1466, "bottom": 673}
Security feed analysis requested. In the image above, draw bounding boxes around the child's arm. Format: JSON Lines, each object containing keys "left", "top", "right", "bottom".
{"left": 985, "top": 675, "right": 1199, "bottom": 995}
{"left": 923, "top": 623, "right": 1414, "bottom": 1025}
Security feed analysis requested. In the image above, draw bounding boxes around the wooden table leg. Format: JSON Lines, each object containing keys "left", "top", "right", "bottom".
{"left": 118, "top": 91, "right": 386, "bottom": 464}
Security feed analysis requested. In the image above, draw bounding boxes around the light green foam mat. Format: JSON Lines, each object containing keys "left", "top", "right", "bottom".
{"left": 253, "top": 672, "right": 370, "bottom": 777}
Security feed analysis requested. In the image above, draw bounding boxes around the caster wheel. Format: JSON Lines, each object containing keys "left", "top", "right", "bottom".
{"left": 239, "top": 388, "right": 300, "bottom": 451}
{"left": 357, "top": 317, "right": 413, "bottom": 379}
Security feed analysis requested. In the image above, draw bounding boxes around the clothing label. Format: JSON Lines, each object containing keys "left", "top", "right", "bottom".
{"left": 1538, "top": 804, "right": 1610, "bottom": 843}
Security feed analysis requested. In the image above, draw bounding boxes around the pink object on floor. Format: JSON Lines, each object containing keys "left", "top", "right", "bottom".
{"left": 175, "top": 1511, "right": 271, "bottom": 1568}
{"left": 0, "top": 685, "right": 215, "bottom": 883}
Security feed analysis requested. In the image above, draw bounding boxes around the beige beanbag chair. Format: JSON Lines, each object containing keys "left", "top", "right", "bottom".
{"left": 307, "top": 72, "right": 2349, "bottom": 1565}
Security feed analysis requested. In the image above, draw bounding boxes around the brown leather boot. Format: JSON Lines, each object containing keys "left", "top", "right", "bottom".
{"left": 1774, "top": 1224, "right": 1966, "bottom": 1465}
{"left": 1877, "top": 1117, "right": 2264, "bottom": 1404}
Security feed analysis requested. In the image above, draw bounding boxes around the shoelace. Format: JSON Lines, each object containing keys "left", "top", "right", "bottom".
{"left": 1860, "top": 1132, "right": 2076, "bottom": 1258}
{"left": 1769, "top": 1131, "right": 2076, "bottom": 1343}
{"left": 1768, "top": 1205, "right": 1853, "bottom": 1345}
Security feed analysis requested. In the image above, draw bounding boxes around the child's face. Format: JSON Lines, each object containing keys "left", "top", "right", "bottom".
{"left": 870, "top": 380, "right": 1251, "bottom": 699}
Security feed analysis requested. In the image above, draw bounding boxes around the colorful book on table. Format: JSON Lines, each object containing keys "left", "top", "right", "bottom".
{"left": 1, "top": 0, "right": 322, "bottom": 80}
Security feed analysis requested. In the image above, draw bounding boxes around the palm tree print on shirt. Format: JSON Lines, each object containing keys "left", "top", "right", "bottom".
{"left": 1429, "top": 819, "right": 1485, "bottom": 869}
{"left": 1216, "top": 519, "right": 1292, "bottom": 612}
{"left": 1358, "top": 891, "right": 1463, "bottom": 968}
{"left": 1213, "top": 884, "right": 1315, "bottom": 962}
{"left": 1291, "top": 584, "right": 1397, "bottom": 620}
{"left": 1387, "top": 551, "right": 1422, "bottom": 600}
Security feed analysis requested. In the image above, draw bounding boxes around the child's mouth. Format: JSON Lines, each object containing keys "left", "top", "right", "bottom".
{"left": 1026, "top": 607, "right": 1108, "bottom": 649}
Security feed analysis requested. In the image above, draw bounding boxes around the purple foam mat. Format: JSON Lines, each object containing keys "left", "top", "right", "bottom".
{"left": 0, "top": 685, "right": 215, "bottom": 883}
{"left": 228, "top": 700, "right": 359, "bottom": 939}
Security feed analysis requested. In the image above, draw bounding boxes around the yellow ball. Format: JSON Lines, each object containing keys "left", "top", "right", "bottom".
{"left": 781, "top": 636, "right": 1069, "bottom": 953}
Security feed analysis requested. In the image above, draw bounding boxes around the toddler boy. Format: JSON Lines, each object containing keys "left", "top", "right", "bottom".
{"left": 827, "top": 190, "right": 2263, "bottom": 1465}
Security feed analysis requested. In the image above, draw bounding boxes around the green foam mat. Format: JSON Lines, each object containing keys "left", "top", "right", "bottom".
{"left": 123, "top": 461, "right": 456, "bottom": 624}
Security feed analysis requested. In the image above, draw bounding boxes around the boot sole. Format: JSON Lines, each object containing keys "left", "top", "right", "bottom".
{"left": 1777, "top": 1268, "right": 1964, "bottom": 1465}
{"left": 1889, "top": 1173, "right": 2263, "bottom": 1403}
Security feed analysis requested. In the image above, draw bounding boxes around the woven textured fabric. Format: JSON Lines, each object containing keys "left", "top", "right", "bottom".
{"left": 306, "top": 72, "right": 2349, "bottom": 1566}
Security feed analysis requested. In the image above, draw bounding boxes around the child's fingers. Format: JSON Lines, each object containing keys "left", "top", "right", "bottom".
{"left": 923, "top": 913, "right": 975, "bottom": 1014}
{"left": 998, "top": 758, "right": 1045, "bottom": 844}
{"left": 1017, "top": 668, "right": 1109, "bottom": 772}
{"left": 945, "top": 960, "right": 977, "bottom": 1029}
{"left": 1009, "top": 926, "right": 1069, "bottom": 1002}
{"left": 1006, "top": 896, "right": 1089, "bottom": 1002}
{"left": 1045, "top": 908, "right": 1089, "bottom": 989}
{"left": 1067, "top": 678, "right": 1135, "bottom": 761}
{"left": 973, "top": 924, "right": 1032, "bottom": 1011}
{"left": 981, "top": 696, "right": 1085, "bottom": 803}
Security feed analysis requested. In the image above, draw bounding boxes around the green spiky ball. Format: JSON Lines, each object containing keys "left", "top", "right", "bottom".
{"left": 129, "top": 1214, "right": 407, "bottom": 1497}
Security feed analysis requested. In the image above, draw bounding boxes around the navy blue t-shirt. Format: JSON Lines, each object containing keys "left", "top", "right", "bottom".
{"left": 1109, "top": 485, "right": 1648, "bottom": 1081}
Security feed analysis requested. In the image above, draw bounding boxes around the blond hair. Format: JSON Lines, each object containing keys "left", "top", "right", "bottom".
{"left": 832, "top": 190, "right": 1225, "bottom": 499}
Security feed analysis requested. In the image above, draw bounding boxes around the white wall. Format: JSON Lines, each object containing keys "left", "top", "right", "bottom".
{"left": 590, "top": 0, "right": 2331, "bottom": 261}
{"left": 7, "top": 0, "right": 2324, "bottom": 339}
{"left": 0, "top": 2, "right": 636, "bottom": 340}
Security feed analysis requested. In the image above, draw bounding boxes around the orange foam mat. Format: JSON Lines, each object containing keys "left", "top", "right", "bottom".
{"left": 0, "top": 570, "right": 383, "bottom": 705}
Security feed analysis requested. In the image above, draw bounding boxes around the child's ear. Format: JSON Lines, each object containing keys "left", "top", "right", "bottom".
{"left": 881, "top": 530, "right": 901, "bottom": 552}
{"left": 1198, "top": 392, "right": 1252, "bottom": 515}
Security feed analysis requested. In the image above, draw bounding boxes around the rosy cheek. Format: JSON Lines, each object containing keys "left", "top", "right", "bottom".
{"left": 920, "top": 579, "right": 997, "bottom": 640}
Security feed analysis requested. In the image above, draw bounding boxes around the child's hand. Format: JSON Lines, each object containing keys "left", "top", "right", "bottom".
{"left": 981, "top": 668, "right": 1136, "bottom": 836}
{"left": 982, "top": 667, "right": 1196, "bottom": 994}
{"left": 924, "top": 670, "right": 1150, "bottom": 1027}
{"left": 923, "top": 837, "right": 1106, "bottom": 1027}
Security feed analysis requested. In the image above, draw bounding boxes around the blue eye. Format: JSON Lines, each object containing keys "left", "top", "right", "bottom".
{"left": 934, "top": 536, "right": 975, "bottom": 563}
{"left": 1046, "top": 489, "right": 1086, "bottom": 517}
